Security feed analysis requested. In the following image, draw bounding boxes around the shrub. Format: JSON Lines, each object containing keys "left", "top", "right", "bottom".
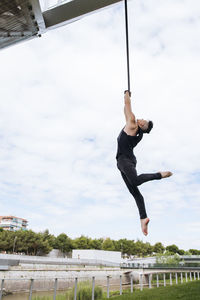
{"left": 33, "top": 281, "right": 103, "bottom": 300}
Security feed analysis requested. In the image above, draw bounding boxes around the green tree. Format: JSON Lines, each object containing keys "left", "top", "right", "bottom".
{"left": 189, "top": 249, "right": 200, "bottom": 255}
{"left": 73, "top": 236, "right": 91, "bottom": 249}
{"left": 115, "top": 239, "right": 135, "bottom": 256}
{"left": 134, "top": 240, "right": 145, "bottom": 257}
{"left": 25, "top": 230, "right": 39, "bottom": 255}
{"left": 42, "top": 229, "right": 56, "bottom": 248}
{"left": 89, "top": 238, "right": 103, "bottom": 250}
{"left": 143, "top": 242, "right": 154, "bottom": 256}
{"left": 177, "top": 249, "right": 185, "bottom": 255}
{"left": 166, "top": 244, "right": 179, "bottom": 254}
{"left": 156, "top": 251, "right": 182, "bottom": 266}
{"left": 14, "top": 230, "right": 51, "bottom": 255}
{"left": 0, "top": 230, "right": 10, "bottom": 251}
{"left": 184, "top": 250, "right": 192, "bottom": 255}
{"left": 36, "top": 233, "right": 52, "bottom": 255}
{"left": 102, "top": 238, "right": 115, "bottom": 251}
{"left": 54, "top": 233, "right": 73, "bottom": 254}
{"left": 153, "top": 242, "right": 165, "bottom": 254}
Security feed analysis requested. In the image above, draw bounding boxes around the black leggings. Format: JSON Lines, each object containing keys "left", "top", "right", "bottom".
{"left": 117, "top": 157, "right": 161, "bottom": 219}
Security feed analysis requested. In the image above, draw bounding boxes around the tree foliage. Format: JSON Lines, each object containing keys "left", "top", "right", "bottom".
{"left": 156, "top": 251, "right": 183, "bottom": 266}
{"left": 153, "top": 242, "right": 165, "bottom": 254}
{"left": 53, "top": 233, "right": 73, "bottom": 254}
{"left": 189, "top": 249, "right": 200, "bottom": 255}
{"left": 166, "top": 244, "right": 179, "bottom": 254}
{"left": 0, "top": 229, "right": 52, "bottom": 255}
{"left": 0, "top": 229, "right": 199, "bottom": 257}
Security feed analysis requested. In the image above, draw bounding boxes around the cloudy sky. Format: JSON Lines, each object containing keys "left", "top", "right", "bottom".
{"left": 0, "top": 0, "right": 199, "bottom": 251}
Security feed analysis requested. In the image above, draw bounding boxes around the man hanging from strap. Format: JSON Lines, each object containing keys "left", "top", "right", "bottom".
{"left": 116, "top": 91, "right": 172, "bottom": 236}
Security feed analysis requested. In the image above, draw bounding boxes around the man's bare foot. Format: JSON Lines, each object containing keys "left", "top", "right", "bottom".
{"left": 141, "top": 218, "right": 150, "bottom": 236}
{"left": 160, "top": 171, "right": 173, "bottom": 178}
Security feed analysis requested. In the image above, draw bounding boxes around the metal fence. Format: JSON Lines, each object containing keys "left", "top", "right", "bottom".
{"left": 121, "top": 263, "right": 200, "bottom": 269}
{"left": 0, "top": 270, "right": 199, "bottom": 300}
{"left": 0, "top": 254, "right": 120, "bottom": 268}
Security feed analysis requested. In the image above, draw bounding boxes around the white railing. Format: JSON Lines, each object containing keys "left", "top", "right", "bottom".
{"left": 0, "top": 271, "right": 199, "bottom": 300}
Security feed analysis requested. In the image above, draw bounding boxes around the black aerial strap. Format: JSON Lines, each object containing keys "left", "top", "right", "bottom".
{"left": 124, "top": 0, "right": 131, "bottom": 95}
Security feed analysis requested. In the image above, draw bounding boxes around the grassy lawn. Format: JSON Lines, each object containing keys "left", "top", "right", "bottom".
{"left": 103, "top": 281, "right": 200, "bottom": 300}
{"left": 32, "top": 280, "right": 200, "bottom": 300}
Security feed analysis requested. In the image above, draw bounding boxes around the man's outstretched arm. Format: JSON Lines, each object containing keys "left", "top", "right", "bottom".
{"left": 124, "top": 91, "right": 136, "bottom": 124}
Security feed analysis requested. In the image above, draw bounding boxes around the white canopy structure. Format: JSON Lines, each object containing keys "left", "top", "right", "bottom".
{"left": 0, "top": 0, "right": 122, "bottom": 50}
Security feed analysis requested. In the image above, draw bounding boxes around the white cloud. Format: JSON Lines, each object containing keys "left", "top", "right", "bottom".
{"left": 0, "top": 0, "right": 199, "bottom": 250}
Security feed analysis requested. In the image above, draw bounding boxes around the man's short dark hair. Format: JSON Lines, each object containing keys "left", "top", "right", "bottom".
{"left": 145, "top": 120, "right": 153, "bottom": 134}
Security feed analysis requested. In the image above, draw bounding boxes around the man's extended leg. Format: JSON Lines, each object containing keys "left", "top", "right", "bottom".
{"left": 118, "top": 158, "right": 162, "bottom": 187}
{"left": 136, "top": 172, "right": 161, "bottom": 186}
{"left": 121, "top": 172, "right": 150, "bottom": 235}
{"left": 121, "top": 172, "right": 147, "bottom": 219}
{"left": 117, "top": 158, "right": 172, "bottom": 235}
{"left": 137, "top": 172, "right": 172, "bottom": 186}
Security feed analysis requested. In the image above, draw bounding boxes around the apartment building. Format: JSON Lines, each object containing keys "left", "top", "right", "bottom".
{"left": 0, "top": 216, "right": 28, "bottom": 231}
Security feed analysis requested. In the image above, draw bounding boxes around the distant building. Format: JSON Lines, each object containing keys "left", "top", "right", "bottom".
{"left": 72, "top": 249, "right": 122, "bottom": 263}
{"left": 0, "top": 216, "right": 28, "bottom": 231}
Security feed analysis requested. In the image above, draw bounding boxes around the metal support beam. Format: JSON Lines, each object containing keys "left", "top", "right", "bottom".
{"left": 175, "top": 273, "right": 178, "bottom": 284}
{"left": 43, "top": 0, "right": 122, "bottom": 30}
{"left": 53, "top": 278, "right": 58, "bottom": 300}
{"left": 0, "top": 0, "right": 44, "bottom": 50}
{"left": 29, "top": 279, "right": 34, "bottom": 300}
{"left": 170, "top": 273, "right": 172, "bottom": 285}
{"left": 29, "top": 0, "right": 46, "bottom": 33}
{"left": 107, "top": 276, "right": 110, "bottom": 299}
{"left": 130, "top": 274, "right": 133, "bottom": 293}
{"left": 163, "top": 273, "right": 166, "bottom": 287}
{"left": 148, "top": 274, "right": 152, "bottom": 288}
{"left": 156, "top": 274, "right": 159, "bottom": 287}
{"left": 74, "top": 277, "right": 78, "bottom": 300}
{"left": 140, "top": 274, "right": 143, "bottom": 291}
{"left": 181, "top": 273, "right": 183, "bottom": 284}
{"left": 185, "top": 272, "right": 188, "bottom": 282}
{"left": 92, "top": 277, "right": 95, "bottom": 300}
{"left": 120, "top": 275, "right": 122, "bottom": 295}
{"left": 0, "top": 279, "right": 4, "bottom": 300}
